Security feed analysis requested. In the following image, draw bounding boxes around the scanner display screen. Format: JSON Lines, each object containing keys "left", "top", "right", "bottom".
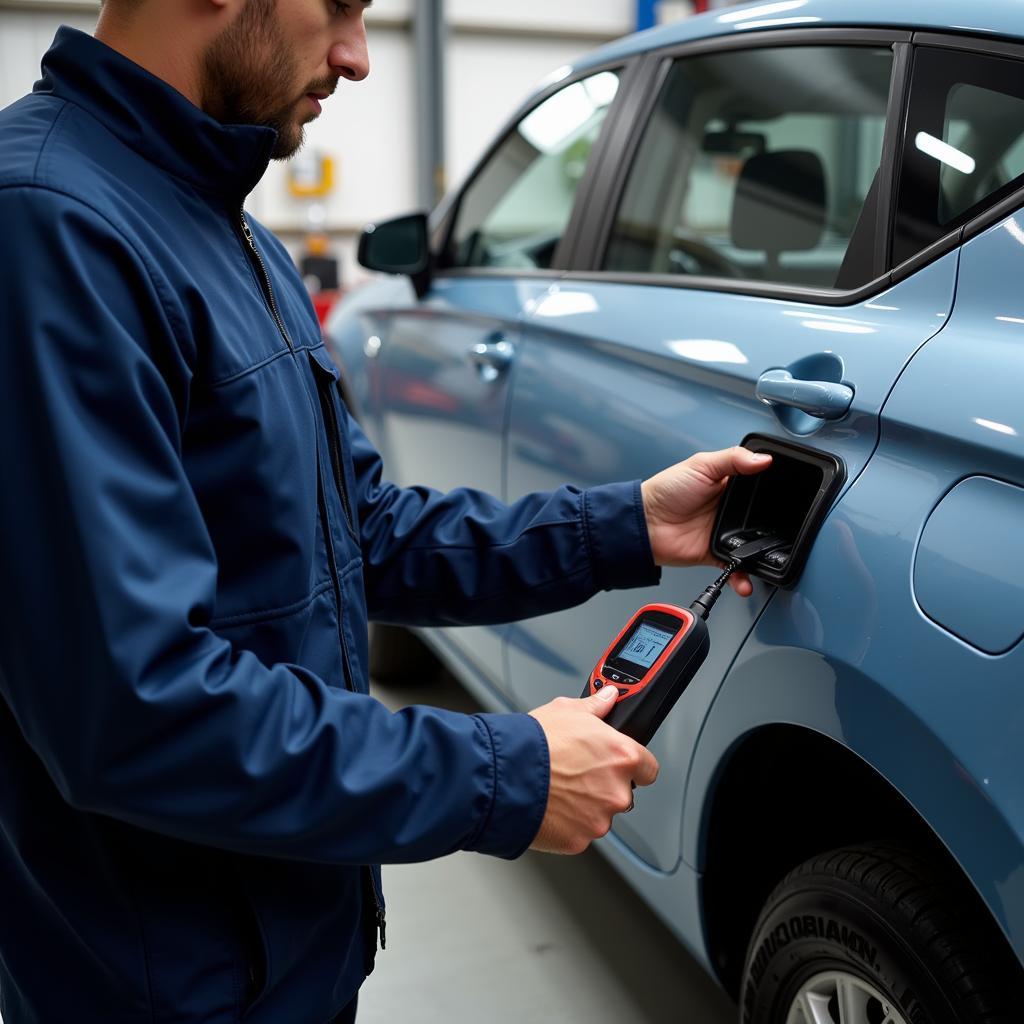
{"left": 620, "top": 621, "right": 675, "bottom": 670}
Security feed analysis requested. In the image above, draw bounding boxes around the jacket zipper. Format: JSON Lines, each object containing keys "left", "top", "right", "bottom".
{"left": 238, "top": 206, "right": 384, "bottom": 954}
{"left": 314, "top": 436, "right": 387, "bottom": 955}
{"left": 315, "top": 376, "right": 355, "bottom": 535}
{"left": 238, "top": 210, "right": 294, "bottom": 352}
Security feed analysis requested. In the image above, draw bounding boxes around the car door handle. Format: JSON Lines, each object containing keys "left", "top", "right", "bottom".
{"left": 468, "top": 339, "right": 515, "bottom": 383}
{"left": 755, "top": 369, "right": 854, "bottom": 420}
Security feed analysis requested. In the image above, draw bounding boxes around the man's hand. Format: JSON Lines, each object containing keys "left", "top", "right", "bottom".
{"left": 528, "top": 687, "right": 659, "bottom": 855}
{"left": 642, "top": 446, "right": 772, "bottom": 596}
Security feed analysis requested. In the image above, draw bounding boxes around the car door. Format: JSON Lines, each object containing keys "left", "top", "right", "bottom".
{"left": 362, "top": 64, "right": 627, "bottom": 696}
{"left": 503, "top": 33, "right": 962, "bottom": 870}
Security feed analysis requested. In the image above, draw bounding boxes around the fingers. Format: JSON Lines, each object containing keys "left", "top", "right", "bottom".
{"left": 527, "top": 692, "right": 661, "bottom": 855}
{"left": 728, "top": 570, "right": 753, "bottom": 597}
{"left": 694, "top": 446, "right": 772, "bottom": 482}
{"left": 632, "top": 745, "right": 659, "bottom": 788}
{"left": 586, "top": 684, "right": 620, "bottom": 718}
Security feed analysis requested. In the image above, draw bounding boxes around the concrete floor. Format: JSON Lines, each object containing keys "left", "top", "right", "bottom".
{"left": 360, "top": 669, "right": 737, "bottom": 1024}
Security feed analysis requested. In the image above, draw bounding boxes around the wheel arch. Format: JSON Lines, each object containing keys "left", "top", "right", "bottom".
{"left": 689, "top": 645, "right": 1024, "bottom": 999}
{"left": 698, "top": 719, "right": 1024, "bottom": 999}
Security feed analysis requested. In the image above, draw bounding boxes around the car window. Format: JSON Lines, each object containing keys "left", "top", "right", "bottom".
{"left": 894, "top": 47, "right": 1024, "bottom": 266}
{"left": 445, "top": 69, "right": 620, "bottom": 271}
{"left": 603, "top": 46, "right": 894, "bottom": 291}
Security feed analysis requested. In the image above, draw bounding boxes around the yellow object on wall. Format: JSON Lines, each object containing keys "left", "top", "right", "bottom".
{"left": 287, "top": 151, "right": 336, "bottom": 198}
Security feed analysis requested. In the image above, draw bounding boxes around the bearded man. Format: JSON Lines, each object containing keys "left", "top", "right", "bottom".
{"left": 0, "top": 2, "right": 768, "bottom": 1020}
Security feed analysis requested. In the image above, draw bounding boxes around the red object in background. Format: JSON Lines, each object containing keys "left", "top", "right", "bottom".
{"left": 312, "top": 290, "right": 340, "bottom": 328}
{"left": 694, "top": 0, "right": 711, "bottom": 10}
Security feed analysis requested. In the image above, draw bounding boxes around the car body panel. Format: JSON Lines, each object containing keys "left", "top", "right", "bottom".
{"left": 686, "top": 209, "right": 1024, "bottom": 959}
{"left": 503, "top": 253, "right": 958, "bottom": 870}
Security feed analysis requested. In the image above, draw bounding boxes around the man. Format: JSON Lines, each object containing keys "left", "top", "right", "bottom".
{"left": 0, "top": 1, "right": 770, "bottom": 1021}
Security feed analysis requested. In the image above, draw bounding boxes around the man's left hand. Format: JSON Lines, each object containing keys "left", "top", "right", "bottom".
{"left": 642, "top": 446, "right": 772, "bottom": 596}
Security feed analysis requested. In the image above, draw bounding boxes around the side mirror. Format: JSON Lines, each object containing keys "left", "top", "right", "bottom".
{"left": 357, "top": 212, "right": 432, "bottom": 296}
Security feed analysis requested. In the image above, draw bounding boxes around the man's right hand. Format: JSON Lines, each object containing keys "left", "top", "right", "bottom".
{"left": 528, "top": 687, "right": 659, "bottom": 854}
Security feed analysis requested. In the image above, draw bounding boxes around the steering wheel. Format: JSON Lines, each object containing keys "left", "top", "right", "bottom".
{"left": 667, "top": 236, "right": 741, "bottom": 279}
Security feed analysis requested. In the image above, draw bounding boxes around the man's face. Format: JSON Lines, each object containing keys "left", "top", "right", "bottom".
{"left": 201, "top": 0, "right": 370, "bottom": 160}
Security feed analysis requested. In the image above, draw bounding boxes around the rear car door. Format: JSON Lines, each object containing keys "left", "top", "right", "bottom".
{"left": 503, "top": 32, "right": 961, "bottom": 870}
{"left": 361, "top": 65, "right": 626, "bottom": 695}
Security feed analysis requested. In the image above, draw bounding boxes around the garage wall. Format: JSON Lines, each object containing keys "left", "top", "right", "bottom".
{"left": 0, "top": 0, "right": 648, "bottom": 281}
{"left": 0, "top": 7, "right": 99, "bottom": 97}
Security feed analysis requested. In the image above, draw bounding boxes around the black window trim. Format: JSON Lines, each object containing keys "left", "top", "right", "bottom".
{"left": 429, "top": 55, "right": 642, "bottom": 277}
{"left": 875, "top": 41, "right": 913, "bottom": 276}
{"left": 912, "top": 31, "right": 1024, "bottom": 61}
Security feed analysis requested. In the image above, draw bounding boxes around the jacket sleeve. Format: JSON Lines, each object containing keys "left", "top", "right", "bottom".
{"left": 0, "top": 187, "right": 548, "bottom": 864}
{"left": 350, "top": 419, "right": 661, "bottom": 627}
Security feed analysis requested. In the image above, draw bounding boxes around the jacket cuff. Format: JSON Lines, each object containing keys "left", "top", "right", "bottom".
{"left": 465, "top": 712, "right": 549, "bottom": 859}
{"left": 582, "top": 480, "right": 661, "bottom": 591}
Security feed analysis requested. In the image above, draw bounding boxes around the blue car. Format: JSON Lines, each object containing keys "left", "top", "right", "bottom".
{"left": 327, "top": 2, "right": 1024, "bottom": 1020}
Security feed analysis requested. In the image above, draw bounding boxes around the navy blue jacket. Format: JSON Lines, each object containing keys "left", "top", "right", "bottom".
{"left": 0, "top": 28, "right": 659, "bottom": 1023}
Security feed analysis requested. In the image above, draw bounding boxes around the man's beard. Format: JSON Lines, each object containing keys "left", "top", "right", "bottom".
{"left": 200, "top": 0, "right": 310, "bottom": 160}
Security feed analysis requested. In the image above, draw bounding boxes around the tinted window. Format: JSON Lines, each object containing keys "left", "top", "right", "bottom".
{"left": 446, "top": 70, "right": 620, "bottom": 271}
{"left": 894, "top": 47, "right": 1024, "bottom": 265}
{"left": 603, "top": 46, "right": 894, "bottom": 291}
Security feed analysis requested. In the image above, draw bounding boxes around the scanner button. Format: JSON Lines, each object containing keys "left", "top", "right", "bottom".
{"left": 593, "top": 679, "right": 603, "bottom": 689}
{"left": 616, "top": 687, "right": 630, "bottom": 697}
{"left": 609, "top": 672, "right": 622, "bottom": 683}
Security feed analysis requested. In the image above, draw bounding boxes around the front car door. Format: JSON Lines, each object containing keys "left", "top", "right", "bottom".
{"left": 503, "top": 31, "right": 962, "bottom": 870}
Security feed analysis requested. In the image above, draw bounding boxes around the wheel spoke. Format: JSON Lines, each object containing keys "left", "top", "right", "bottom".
{"left": 835, "top": 975, "right": 871, "bottom": 1024}
{"left": 786, "top": 992, "right": 815, "bottom": 1024}
{"left": 804, "top": 991, "right": 835, "bottom": 1024}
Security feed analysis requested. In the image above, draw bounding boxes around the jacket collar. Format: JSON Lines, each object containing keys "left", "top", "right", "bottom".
{"left": 36, "top": 26, "right": 277, "bottom": 199}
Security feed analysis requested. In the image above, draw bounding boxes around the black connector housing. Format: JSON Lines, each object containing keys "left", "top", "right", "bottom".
{"left": 711, "top": 434, "right": 846, "bottom": 588}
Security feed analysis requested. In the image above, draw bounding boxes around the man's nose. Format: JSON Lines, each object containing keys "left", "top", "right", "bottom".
{"left": 329, "top": 19, "right": 370, "bottom": 82}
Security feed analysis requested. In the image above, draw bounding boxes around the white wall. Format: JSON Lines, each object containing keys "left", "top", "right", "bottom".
{"left": 448, "top": 0, "right": 632, "bottom": 37}
{"left": 0, "top": 7, "right": 98, "bottom": 97}
{"left": 0, "top": 1, "right": 647, "bottom": 282}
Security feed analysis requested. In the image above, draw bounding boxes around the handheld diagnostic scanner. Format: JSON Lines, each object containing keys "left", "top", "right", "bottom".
{"left": 581, "top": 533, "right": 787, "bottom": 745}
{"left": 582, "top": 603, "right": 709, "bottom": 745}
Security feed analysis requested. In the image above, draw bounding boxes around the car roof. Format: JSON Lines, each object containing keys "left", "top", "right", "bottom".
{"left": 574, "top": 0, "right": 1024, "bottom": 72}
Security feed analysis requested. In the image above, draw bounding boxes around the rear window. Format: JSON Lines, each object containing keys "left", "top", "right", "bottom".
{"left": 894, "top": 46, "right": 1024, "bottom": 266}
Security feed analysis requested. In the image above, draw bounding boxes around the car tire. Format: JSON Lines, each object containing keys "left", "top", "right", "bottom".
{"left": 740, "top": 842, "right": 1022, "bottom": 1024}
{"left": 368, "top": 623, "right": 437, "bottom": 683}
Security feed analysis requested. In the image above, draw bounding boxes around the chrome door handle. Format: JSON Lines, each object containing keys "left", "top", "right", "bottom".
{"left": 468, "top": 339, "right": 515, "bottom": 383}
{"left": 755, "top": 369, "right": 854, "bottom": 420}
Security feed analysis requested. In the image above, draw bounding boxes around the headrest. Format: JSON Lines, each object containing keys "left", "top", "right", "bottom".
{"left": 730, "top": 149, "right": 826, "bottom": 253}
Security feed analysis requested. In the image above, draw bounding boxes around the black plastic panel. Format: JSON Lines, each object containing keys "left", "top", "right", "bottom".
{"left": 711, "top": 434, "right": 846, "bottom": 588}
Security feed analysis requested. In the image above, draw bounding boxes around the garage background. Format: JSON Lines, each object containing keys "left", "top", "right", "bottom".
{"left": 0, "top": 0, "right": 734, "bottom": 289}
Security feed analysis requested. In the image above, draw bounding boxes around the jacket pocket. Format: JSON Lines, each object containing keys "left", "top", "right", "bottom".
{"left": 237, "top": 884, "right": 272, "bottom": 1018}
{"left": 308, "top": 346, "right": 357, "bottom": 541}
